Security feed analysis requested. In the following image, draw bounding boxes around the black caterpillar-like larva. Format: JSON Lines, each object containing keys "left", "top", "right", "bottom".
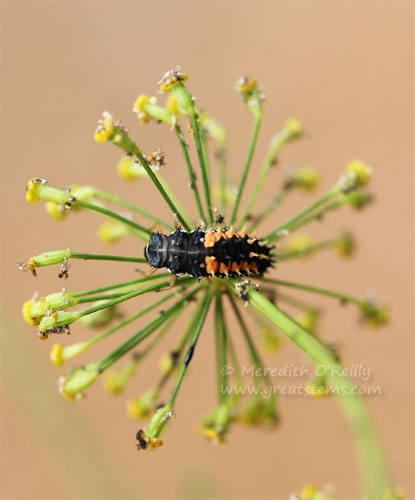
{"left": 144, "top": 228, "right": 275, "bottom": 279}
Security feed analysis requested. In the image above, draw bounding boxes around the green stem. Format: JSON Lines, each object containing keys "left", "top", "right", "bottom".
{"left": 174, "top": 125, "right": 206, "bottom": 225}
{"left": 217, "top": 150, "right": 227, "bottom": 216}
{"left": 265, "top": 188, "right": 340, "bottom": 242}
{"left": 247, "top": 189, "right": 289, "bottom": 232}
{"left": 79, "top": 277, "right": 194, "bottom": 319}
{"left": 167, "top": 288, "right": 213, "bottom": 405}
{"left": 190, "top": 113, "right": 214, "bottom": 224}
{"left": 239, "top": 127, "right": 292, "bottom": 226}
{"left": 71, "top": 273, "right": 171, "bottom": 298}
{"left": 111, "top": 128, "right": 192, "bottom": 231}
{"left": 76, "top": 200, "right": 151, "bottom": 240}
{"left": 276, "top": 292, "right": 320, "bottom": 313}
{"left": 230, "top": 284, "right": 388, "bottom": 498}
{"left": 157, "top": 173, "right": 194, "bottom": 230}
{"left": 157, "top": 306, "right": 199, "bottom": 391}
{"left": 285, "top": 199, "right": 343, "bottom": 234}
{"left": 94, "top": 189, "right": 173, "bottom": 231}
{"left": 230, "top": 115, "right": 262, "bottom": 226}
{"left": 215, "top": 293, "right": 228, "bottom": 402}
{"left": 85, "top": 286, "right": 188, "bottom": 348}
{"left": 226, "top": 327, "right": 243, "bottom": 388}
{"left": 99, "top": 286, "right": 201, "bottom": 371}
{"left": 71, "top": 252, "right": 146, "bottom": 264}
{"left": 200, "top": 127, "right": 211, "bottom": 187}
{"left": 276, "top": 239, "right": 334, "bottom": 261}
{"left": 259, "top": 277, "right": 364, "bottom": 306}
{"left": 77, "top": 293, "right": 131, "bottom": 304}
{"left": 227, "top": 293, "right": 272, "bottom": 386}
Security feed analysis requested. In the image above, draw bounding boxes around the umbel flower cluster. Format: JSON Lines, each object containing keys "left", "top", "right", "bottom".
{"left": 20, "top": 67, "right": 389, "bottom": 477}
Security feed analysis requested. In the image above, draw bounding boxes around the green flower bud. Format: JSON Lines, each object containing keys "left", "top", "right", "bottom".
{"left": 344, "top": 191, "right": 374, "bottom": 210}
{"left": 332, "top": 232, "right": 356, "bottom": 258}
{"left": 296, "top": 309, "right": 319, "bottom": 332}
{"left": 127, "top": 387, "right": 160, "bottom": 419}
{"left": 58, "top": 362, "right": 100, "bottom": 401}
{"left": 135, "top": 402, "right": 173, "bottom": 449}
{"left": 26, "top": 179, "right": 70, "bottom": 205}
{"left": 197, "top": 403, "right": 232, "bottom": 443}
{"left": 289, "top": 166, "right": 319, "bottom": 191}
{"left": 133, "top": 94, "right": 175, "bottom": 126}
{"left": 38, "top": 310, "right": 82, "bottom": 333}
{"left": 102, "top": 355, "right": 140, "bottom": 395}
{"left": 360, "top": 302, "right": 389, "bottom": 328}
{"left": 170, "top": 82, "right": 194, "bottom": 115}
{"left": 198, "top": 112, "right": 227, "bottom": 150}
{"left": 50, "top": 341, "right": 90, "bottom": 366}
{"left": 79, "top": 304, "right": 117, "bottom": 328}
{"left": 22, "top": 292, "right": 76, "bottom": 326}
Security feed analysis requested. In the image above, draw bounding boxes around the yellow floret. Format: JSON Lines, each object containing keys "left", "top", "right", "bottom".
{"left": 22, "top": 300, "right": 40, "bottom": 326}
{"left": 285, "top": 117, "right": 303, "bottom": 136}
{"left": 45, "top": 202, "right": 67, "bottom": 220}
{"left": 346, "top": 159, "right": 373, "bottom": 186}
{"left": 50, "top": 344, "right": 64, "bottom": 366}
{"left": 94, "top": 112, "right": 114, "bottom": 143}
{"left": 25, "top": 179, "right": 40, "bottom": 203}
{"left": 165, "top": 94, "right": 181, "bottom": 116}
{"left": 133, "top": 94, "right": 150, "bottom": 112}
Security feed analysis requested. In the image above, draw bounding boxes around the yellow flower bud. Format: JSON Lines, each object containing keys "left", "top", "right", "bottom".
{"left": 291, "top": 166, "right": 319, "bottom": 191}
{"left": 158, "top": 67, "right": 188, "bottom": 93}
{"left": 165, "top": 95, "right": 181, "bottom": 116}
{"left": 102, "top": 355, "right": 139, "bottom": 395}
{"left": 332, "top": 232, "right": 355, "bottom": 258}
{"left": 22, "top": 300, "right": 40, "bottom": 326}
{"left": 285, "top": 117, "right": 303, "bottom": 137}
{"left": 258, "top": 324, "right": 281, "bottom": 354}
{"left": 305, "top": 381, "right": 329, "bottom": 398}
{"left": 345, "top": 159, "right": 373, "bottom": 187}
{"left": 26, "top": 179, "right": 69, "bottom": 205}
{"left": 300, "top": 483, "right": 319, "bottom": 500}
{"left": 296, "top": 309, "right": 319, "bottom": 332}
{"left": 50, "top": 341, "right": 90, "bottom": 367}
{"left": 127, "top": 387, "right": 160, "bottom": 419}
{"left": 45, "top": 202, "right": 67, "bottom": 220}
{"left": 133, "top": 94, "right": 150, "bottom": 112}
{"left": 97, "top": 221, "right": 129, "bottom": 244}
{"left": 158, "top": 352, "right": 173, "bottom": 374}
{"left": 360, "top": 302, "right": 389, "bottom": 328}
{"left": 94, "top": 111, "right": 115, "bottom": 143}
{"left": 50, "top": 344, "right": 64, "bottom": 366}
{"left": 117, "top": 155, "right": 147, "bottom": 181}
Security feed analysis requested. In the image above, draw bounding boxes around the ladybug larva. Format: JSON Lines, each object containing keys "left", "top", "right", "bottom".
{"left": 144, "top": 227, "right": 274, "bottom": 287}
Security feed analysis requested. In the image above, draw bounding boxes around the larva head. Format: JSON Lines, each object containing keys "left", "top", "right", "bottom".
{"left": 144, "top": 233, "right": 168, "bottom": 268}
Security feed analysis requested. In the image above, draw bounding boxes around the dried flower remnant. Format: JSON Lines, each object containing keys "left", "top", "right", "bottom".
{"left": 19, "top": 67, "right": 394, "bottom": 498}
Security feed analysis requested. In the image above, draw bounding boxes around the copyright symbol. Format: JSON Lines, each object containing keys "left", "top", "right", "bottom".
{"left": 222, "top": 365, "right": 234, "bottom": 375}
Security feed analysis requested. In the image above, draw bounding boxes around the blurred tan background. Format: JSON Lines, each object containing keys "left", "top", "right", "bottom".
{"left": 1, "top": 1, "right": 413, "bottom": 499}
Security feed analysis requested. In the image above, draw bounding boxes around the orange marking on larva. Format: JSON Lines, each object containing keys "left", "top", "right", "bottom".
{"left": 247, "top": 238, "right": 257, "bottom": 245}
{"left": 249, "top": 252, "right": 259, "bottom": 258}
{"left": 258, "top": 240, "right": 268, "bottom": 247}
{"left": 241, "top": 261, "right": 250, "bottom": 271}
{"left": 205, "top": 256, "right": 218, "bottom": 274}
{"left": 214, "top": 231, "right": 226, "bottom": 242}
{"left": 231, "top": 261, "right": 241, "bottom": 272}
{"left": 236, "top": 230, "right": 247, "bottom": 238}
{"left": 250, "top": 261, "right": 259, "bottom": 272}
{"left": 204, "top": 232, "right": 216, "bottom": 248}
{"left": 219, "top": 262, "right": 230, "bottom": 274}
{"left": 225, "top": 229, "right": 236, "bottom": 238}
{"left": 259, "top": 253, "right": 270, "bottom": 260}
